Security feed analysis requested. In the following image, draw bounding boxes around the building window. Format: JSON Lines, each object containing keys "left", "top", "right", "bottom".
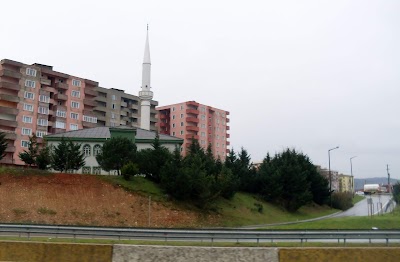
{"left": 37, "top": 118, "right": 48, "bottom": 126}
{"left": 70, "top": 124, "right": 78, "bottom": 130}
{"left": 56, "top": 110, "right": 66, "bottom": 118}
{"left": 112, "top": 103, "right": 116, "bottom": 109}
{"left": 111, "top": 113, "right": 115, "bottom": 119}
{"left": 180, "top": 122, "right": 184, "bottom": 127}
{"left": 71, "top": 90, "right": 80, "bottom": 98}
{"left": 23, "top": 103, "right": 33, "bottom": 112}
{"left": 38, "top": 106, "right": 49, "bottom": 115}
{"left": 112, "top": 95, "right": 116, "bottom": 100}
{"left": 180, "top": 114, "right": 184, "bottom": 118}
{"left": 26, "top": 68, "right": 37, "bottom": 77}
{"left": 36, "top": 130, "right": 47, "bottom": 138}
{"left": 172, "top": 107, "right": 175, "bottom": 112}
{"left": 93, "top": 167, "right": 102, "bottom": 175}
{"left": 25, "top": 80, "right": 36, "bottom": 88}
{"left": 21, "top": 128, "right": 32, "bottom": 136}
{"left": 201, "top": 132, "right": 205, "bottom": 137}
{"left": 172, "top": 123, "right": 175, "bottom": 128}
{"left": 24, "top": 91, "right": 34, "bottom": 100}
{"left": 200, "top": 140, "right": 205, "bottom": 145}
{"left": 83, "top": 115, "right": 97, "bottom": 123}
{"left": 82, "top": 166, "right": 91, "bottom": 174}
{"left": 93, "top": 145, "right": 101, "bottom": 156}
{"left": 70, "top": 112, "right": 79, "bottom": 119}
{"left": 55, "top": 121, "right": 65, "bottom": 129}
{"left": 22, "top": 116, "right": 32, "bottom": 123}
{"left": 172, "top": 115, "right": 176, "bottom": 120}
{"left": 72, "top": 79, "right": 81, "bottom": 87}
{"left": 71, "top": 101, "right": 80, "bottom": 108}
{"left": 201, "top": 115, "right": 205, "bottom": 120}
{"left": 180, "top": 105, "right": 184, "bottom": 110}
{"left": 83, "top": 144, "right": 91, "bottom": 157}
{"left": 172, "top": 132, "right": 175, "bottom": 136}
{"left": 39, "top": 95, "right": 50, "bottom": 103}
{"left": 21, "top": 140, "right": 30, "bottom": 148}
{"left": 180, "top": 130, "right": 184, "bottom": 135}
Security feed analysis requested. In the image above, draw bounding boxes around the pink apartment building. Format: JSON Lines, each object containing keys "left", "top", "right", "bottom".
{"left": 157, "top": 101, "right": 230, "bottom": 159}
{"left": 0, "top": 59, "right": 98, "bottom": 166}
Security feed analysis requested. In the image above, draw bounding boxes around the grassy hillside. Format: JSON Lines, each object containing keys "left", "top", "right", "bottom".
{"left": 0, "top": 167, "right": 347, "bottom": 228}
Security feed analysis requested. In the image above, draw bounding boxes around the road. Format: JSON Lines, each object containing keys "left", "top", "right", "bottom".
{"left": 332, "top": 194, "right": 394, "bottom": 218}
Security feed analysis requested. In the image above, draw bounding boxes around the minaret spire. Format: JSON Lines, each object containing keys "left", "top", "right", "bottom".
{"left": 139, "top": 25, "right": 154, "bottom": 130}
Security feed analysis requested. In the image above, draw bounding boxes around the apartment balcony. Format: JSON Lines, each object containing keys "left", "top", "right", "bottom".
{"left": 84, "top": 79, "right": 98, "bottom": 87}
{"left": 40, "top": 78, "right": 51, "bottom": 86}
{"left": 0, "top": 93, "right": 19, "bottom": 103}
{"left": 0, "top": 158, "right": 14, "bottom": 164}
{"left": 54, "top": 93, "right": 68, "bottom": 101}
{"left": 186, "top": 117, "right": 199, "bottom": 123}
{"left": 83, "top": 98, "right": 97, "bottom": 107}
{"left": 53, "top": 105, "right": 67, "bottom": 112}
{"left": 95, "top": 114, "right": 106, "bottom": 121}
{"left": 0, "top": 119, "right": 17, "bottom": 128}
{"left": 186, "top": 126, "right": 199, "bottom": 132}
{"left": 0, "top": 106, "right": 18, "bottom": 115}
{"left": 226, "top": 118, "right": 230, "bottom": 123}
{"left": 159, "top": 113, "right": 169, "bottom": 120}
{"left": 95, "top": 96, "right": 107, "bottom": 102}
{"left": 83, "top": 109, "right": 96, "bottom": 117}
{"left": 159, "top": 122, "right": 168, "bottom": 128}
{"left": 0, "top": 130, "right": 17, "bottom": 140}
{"left": 226, "top": 126, "right": 230, "bottom": 130}
{"left": 185, "top": 134, "right": 199, "bottom": 140}
{"left": 130, "top": 104, "right": 139, "bottom": 110}
{"left": 0, "top": 68, "right": 22, "bottom": 79}
{"left": 150, "top": 117, "right": 157, "bottom": 123}
{"left": 186, "top": 101, "right": 199, "bottom": 107}
{"left": 94, "top": 106, "right": 107, "bottom": 112}
{"left": 82, "top": 121, "right": 97, "bottom": 128}
{"left": 226, "top": 141, "right": 230, "bottom": 146}
{"left": 130, "top": 112, "right": 139, "bottom": 118}
{"left": 42, "top": 85, "right": 56, "bottom": 93}
{"left": 186, "top": 109, "right": 199, "bottom": 115}
{"left": 0, "top": 81, "right": 20, "bottom": 91}
{"left": 121, "top": 101, "right": 128, "bottom": 107}
{"left": 5, "top": 145, "right": 15, "bottom": 153}
{"left": 226, "top": 133, "right": 230, "bottom": 138}
{"left": 55, "top": 82, "right": 68, "bottom": 90}
{"left": 84, "top": 88, "right": 97, "bottom": 97}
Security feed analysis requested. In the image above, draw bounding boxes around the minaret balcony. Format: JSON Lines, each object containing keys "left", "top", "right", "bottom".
{"left": 139, "top": 90, "right": 153, "bottom": 100}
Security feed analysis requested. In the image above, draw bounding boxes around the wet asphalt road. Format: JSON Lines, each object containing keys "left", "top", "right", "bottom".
{"left": 332, "top": 194, "right": 394, "bottom": 217}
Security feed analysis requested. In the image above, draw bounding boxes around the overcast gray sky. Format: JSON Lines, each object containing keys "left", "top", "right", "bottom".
{"left": 1, "top": 0, "right": 399, "bottom": 179}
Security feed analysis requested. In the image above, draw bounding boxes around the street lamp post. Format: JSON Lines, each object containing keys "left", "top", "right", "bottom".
{"left": 328, "top": 146, "right": 339, "bottom": 207}
{"left": 350, "top": 156, "right": 357, "bottom": 195}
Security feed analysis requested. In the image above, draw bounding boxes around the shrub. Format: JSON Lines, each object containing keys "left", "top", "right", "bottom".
{"left": 121, "top": 162, "right": 139, "bottom": 181}
{"left": 331, "top": 192, "right": 354, "bottom": 210}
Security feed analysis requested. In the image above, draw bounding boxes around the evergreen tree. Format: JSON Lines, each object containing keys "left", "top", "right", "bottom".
{"left": 0, "top": 131, "right": 7, "bottom": 161}
{"left": 18, "top": 134, "right": 39, "bottom": 166}
{"left": 51, "top": 137, "right": 86, "bottom": 172}
{"left": 36, "top": 143, "right": 51, "bottom": 170}
{"left": 95, "top": 136, "right": 136, "bottom": 175}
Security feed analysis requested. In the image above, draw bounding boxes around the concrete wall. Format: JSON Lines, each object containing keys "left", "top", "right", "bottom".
{"left": 1, "top": 241, "right": 400, "bottom": 262}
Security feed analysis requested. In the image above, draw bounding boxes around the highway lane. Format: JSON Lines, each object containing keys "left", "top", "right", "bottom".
{"left": 332, "top": 194, "right": 394, "bottom": 218}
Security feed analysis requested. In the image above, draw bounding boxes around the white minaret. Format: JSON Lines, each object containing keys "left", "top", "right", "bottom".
{"left": 139, "top": 25, "right": 153, "bottom": 130}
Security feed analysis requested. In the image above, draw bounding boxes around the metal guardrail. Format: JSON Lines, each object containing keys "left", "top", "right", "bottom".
{"left": 1, "top": 224, "right": 400, "bottom": 246}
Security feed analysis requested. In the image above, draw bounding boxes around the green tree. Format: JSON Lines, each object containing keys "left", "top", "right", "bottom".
{"left": 393, "top": 182, "right": 400, "bottom": 204}
{"left": 121, "top": 162, "right": 139, "bottom": 181}
{"left": 0, "top": 131, "right": 7, "bottom": 161}
{"left": 36, "top": 143, "right": 51, "bottom": 170}
{"left": 18, "top": 134, "right": 39, "bottom": 167}
{"left": 95, "top": 137, "right": 136, "bottom": 175}
{"left": 51, "top": 137, "right": 86, "bottom": 172}
{"left": 258, "top": 149, "right": 314, "bottom": 212}
{"left": 137, "top": 134, "right": 171, "bottom": 183}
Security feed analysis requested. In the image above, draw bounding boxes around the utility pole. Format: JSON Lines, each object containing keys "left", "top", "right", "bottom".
{"left": 387, "top": 164, "right": 391, "bottom": 193}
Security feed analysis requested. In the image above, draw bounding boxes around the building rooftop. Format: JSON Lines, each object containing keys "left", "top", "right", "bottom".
{"left": 45, "top": 126, "right": 183, "bottom": 143}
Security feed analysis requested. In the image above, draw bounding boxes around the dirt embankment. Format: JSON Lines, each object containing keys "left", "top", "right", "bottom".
{"left": 0, "top": 173, "right": 219, "bottom": 228}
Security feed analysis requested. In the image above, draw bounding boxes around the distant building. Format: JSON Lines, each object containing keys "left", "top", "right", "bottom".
{"left": 157, "top": 101, "right": 230, "bottom": 159}
{"left": 316, "top": 165, "right": 340, "bottom": 193}
{"left": 45, "top": 126, "right": 183, "bottom": 175}
{"left": 0, "top": 59, "right": 98, "bottom": 166}
{"left": 338, "top": 174, "right": 354, "bottom": 193}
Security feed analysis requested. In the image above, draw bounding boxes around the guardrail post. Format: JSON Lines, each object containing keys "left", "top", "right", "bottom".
{"left": 386, "top": 238, "right": 389, "bottom": 247}
{"left": 257, "top": 237, "right": 259, "bottom": 247}
{"left": 344, "top": 238, "right": 346, "bottom": 246}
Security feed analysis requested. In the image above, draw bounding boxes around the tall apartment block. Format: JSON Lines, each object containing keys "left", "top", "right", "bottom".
{"left": 94, "top": 87, "right": 158, "bottom": 132}
{"left": 157, "top": 101, "right": 230, "bottom": 159}
{"left": 0, "top": 59, "right": 98, "bottom": 165}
